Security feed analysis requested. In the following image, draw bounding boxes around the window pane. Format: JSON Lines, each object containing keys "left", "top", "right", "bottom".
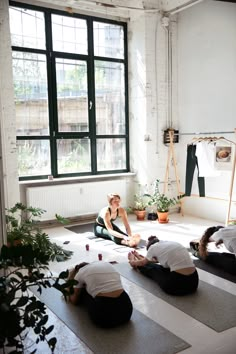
{"left": 52, "top": 15, "right": 87, "bottom": 54}
{"left": 56, "top": 58, "right": 88, "bottom": 132}
{"left": 95, "top": 61, "right": 125, "bottom": 135}
{"left": 12, "top": 52, "right": 49, "bottom": 136}
{"left": 94, "top": 22, "right": 124, "bottom": 59}
{"left": 57, "top": 139, "right": 91, "bottom": 173}
{"left": 17, "top": 140, "right": 51, "bottom": 177}
{"left": 9, "top": 7, "right": 45, "bottom": 49}
{"left": 97, "top": 138, "right": 126, "bottom": 171}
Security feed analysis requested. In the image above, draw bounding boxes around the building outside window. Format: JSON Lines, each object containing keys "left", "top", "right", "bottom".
{"left": 9, "top": 1, "right": 129, "bottom": 180}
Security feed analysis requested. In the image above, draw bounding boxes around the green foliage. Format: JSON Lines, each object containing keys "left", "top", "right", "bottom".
{"left": 0, "top": 249, "right": 76, "bottom": 353}
{"left": 1, "top": 203, "right": 76, "bottom": 352}
{"left": 155, "top": 193, "right": 178, "bottom": 212}
{"left": 133, "top": 194, "right": 149, "bottom": 211}
{"left": 6, "top": 203, "right": 73, "bottom": 262}
{"left": 144, "top": 179, "right": 181, "bottom": 212}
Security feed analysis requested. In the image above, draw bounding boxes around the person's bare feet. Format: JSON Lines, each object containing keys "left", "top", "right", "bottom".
{"left": 132, "top": 250, "right": 144, "bottom": 260}
{"left": 121, "top": 239, "right": 136, "bottom": 247}
{"left": 121, "top": 234, "right": 141, "bottom": 248}
{"left": 128, "top": 251, "right": 138, "bottom": 268}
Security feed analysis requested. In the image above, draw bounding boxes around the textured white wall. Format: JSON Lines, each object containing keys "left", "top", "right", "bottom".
{"left": 175, "top": 0, "right": 236, "bottom": 222}
{"left": 0, "top": 0, "right": 20, "bottom": 209}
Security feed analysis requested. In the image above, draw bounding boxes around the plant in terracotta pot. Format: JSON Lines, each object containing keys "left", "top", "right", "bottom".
{"left": 132, "top": 194, "right": 149, "bottom": 221}
{"left": 145, "top": 179, "right": 180, "bottom": 223}
{"left": 155, "top": 194, "right": 178, "bottom": 223}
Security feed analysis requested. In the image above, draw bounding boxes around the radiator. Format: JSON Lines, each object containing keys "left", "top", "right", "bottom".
{"left": 26, "top": 180, "right": 128, "bottom": 221}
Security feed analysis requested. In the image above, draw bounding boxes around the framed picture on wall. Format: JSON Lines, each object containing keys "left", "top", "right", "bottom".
{"left": 215, "top": 145, "right": 233, "bottom": 170}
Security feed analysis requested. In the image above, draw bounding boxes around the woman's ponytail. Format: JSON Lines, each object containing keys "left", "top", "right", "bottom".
{"left": 199, "top": 226, "right": 224, "bottom": 259}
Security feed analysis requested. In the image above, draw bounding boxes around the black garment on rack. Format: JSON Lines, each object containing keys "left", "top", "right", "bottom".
{"left": 185, "top": 144, "right": 205, "bottom": 197}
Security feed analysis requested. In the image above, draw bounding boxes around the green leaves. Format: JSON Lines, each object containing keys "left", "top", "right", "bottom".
{"left": 0, "top": 203, "right": 75, "bottom": 353}
{"left": 0, "top": 260, "right": 72, "bottom": 353}
{"left": 55, "top": 214, "right": 69, "bottom": 225}
{"left": 144, "top": 179, "right": 180, "bottom": 212}
{"left": 4, "top": 203, "right": 73, "bottom": 265}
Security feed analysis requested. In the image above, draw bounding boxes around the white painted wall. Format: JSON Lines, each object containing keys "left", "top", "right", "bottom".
{"left": 175, "top": 0, "right": 236, "bottom": 222}
{"left": 0, "top": 0, "right": 20, "bottom": 210}
{"left": 128, "top": 11, "right": 177, "bottom": 197}
{"left": 1, "top": 0, "right": 236, "bottom": 223}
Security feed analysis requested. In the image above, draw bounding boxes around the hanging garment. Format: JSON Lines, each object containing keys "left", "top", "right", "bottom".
{"left": 195, "top": 141, "right": 221, "bottom": 177}
{"left": 185, "top": 144, "right": 205, "bottom": 197}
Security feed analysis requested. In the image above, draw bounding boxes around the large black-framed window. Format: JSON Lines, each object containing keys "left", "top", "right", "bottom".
{"left": 9, "top": 1, "right": 129, "bottom": 180}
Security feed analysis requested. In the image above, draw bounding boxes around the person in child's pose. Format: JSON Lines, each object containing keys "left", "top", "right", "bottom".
{"left": 128, "top": 236, "right": 199, "bottom": 295}
{"left": 94, "top": 193, "right": 141, "bottom": 247}
{"left": 68, "top": 261, "right": 133, "bottom": 327}
{"left": 190, "top": 224, "right": 236, "bottom": 275}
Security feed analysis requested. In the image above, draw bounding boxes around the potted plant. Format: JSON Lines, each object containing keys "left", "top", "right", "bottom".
{"left": 6, "top": 203, "right": 73, "bottom": 262}
{"left": 132, "top": 193, "right": 149, "bottom": 220}
{"left": 145, "top": 179, "right": 181, "bottom": 223}
{"left": 0, "top": 203, "right": 77, "bottom": 352}
{"left": 0, "top": 244, "right": 76, "bottom": 353}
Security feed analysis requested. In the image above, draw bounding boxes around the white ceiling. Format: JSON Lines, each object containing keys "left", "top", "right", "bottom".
{"left": 14, "top": 0, "right": 205, "bottom": 19}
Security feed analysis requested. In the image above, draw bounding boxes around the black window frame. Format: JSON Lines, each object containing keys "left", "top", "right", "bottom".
{"left": 10, "top": 1, "right": 130, "bottom": 181}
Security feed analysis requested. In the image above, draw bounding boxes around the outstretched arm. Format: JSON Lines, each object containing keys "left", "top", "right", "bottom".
{"left": 104, "top": 209, "right": 129, "bottom": 240}
{"left": 67, "top": 268, "right": 82, "bottom": 305}
{"left": 119, "top": 208, "right": 132, "bottom": 236}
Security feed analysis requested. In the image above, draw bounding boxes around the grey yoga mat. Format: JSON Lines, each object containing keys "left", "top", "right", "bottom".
{"left": 31, "top": 286, "right": 190, "bottom": 354}
{"left": 114, "top": 262, "right": 236, "bottom": 333}
{"left": 193, "top": 258, "right": 236, "bottom": 284}
{"left": 66, "top": 223, "right": 147, "bottom": 249}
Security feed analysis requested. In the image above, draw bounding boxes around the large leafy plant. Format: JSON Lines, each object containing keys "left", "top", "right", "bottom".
{"left": 145, "top": 179, "right": 180, "bottom": 212}
{"left": 133, "top": 193, "right": 149, "bottom": 211}
{"left": 6, "top": 203, "right": 72, "bottom": 262}
{"left": 0, "top": 245, "right": 76, "bottom": 353}
{"left": 0, "top": 203, "right": 76, "bottom": 352}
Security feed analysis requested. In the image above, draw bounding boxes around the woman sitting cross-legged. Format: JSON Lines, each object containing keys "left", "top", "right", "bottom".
{"left": 190, "top": 225, "right": 236, "bottom": 275}
{"left": 94, "top": 193, "right": 141, "bottom": 248}
{"left": 128, "top": 236, "right": 199, "bottom": 295}
{"left": 67, "top": 261, "right": 133, "bottom": 327}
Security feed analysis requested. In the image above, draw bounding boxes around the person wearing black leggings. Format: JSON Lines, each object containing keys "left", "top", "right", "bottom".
{"left": 68, "top": 261, "right": 133, "bottom": 327}
{"left": 94, "top": 193, "right": 140, "bottom": 247}
{"left": 128, "top": 236, "right": 199, "bottom": 296}
{"left": 190, "top": 225, "right": 236, "bottom": 275}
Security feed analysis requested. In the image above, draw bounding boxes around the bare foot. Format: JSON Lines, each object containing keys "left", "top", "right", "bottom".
{"left": 132, "top": 250, "right": 145, "bottom": 260}
{"left": 121, "top": 239, "right": 136, "bottom": 247}
{"left": 121, "top": 234, "right": 141, "bottom": 248}
{"left": 129, "top": 233, "right": 141, "bottom": 247}
{"left": 128, "top": 251, "right": 137, "bottom": 268}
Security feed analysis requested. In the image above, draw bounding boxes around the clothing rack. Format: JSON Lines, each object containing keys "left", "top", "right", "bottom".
{"left": 173, "top": 130, "right": 235, "bottom": 136}
{"left": 164, "top": 128, "right": 236, "bottom": 225}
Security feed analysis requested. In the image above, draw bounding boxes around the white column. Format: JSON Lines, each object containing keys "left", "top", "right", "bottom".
{"left": 0, "top": 0, "right": 20, "bottom": 222}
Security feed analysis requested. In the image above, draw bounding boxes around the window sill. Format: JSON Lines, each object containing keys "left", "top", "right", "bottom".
{"left": 19, "top": 172, "right": 136, "bottom": 187}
